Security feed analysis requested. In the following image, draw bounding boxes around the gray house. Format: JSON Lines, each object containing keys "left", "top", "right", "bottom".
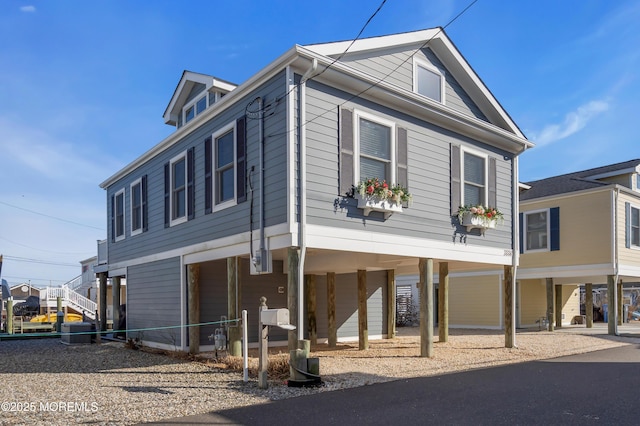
{"left": 97, "top": 28, "right": 531, "bottom": 354}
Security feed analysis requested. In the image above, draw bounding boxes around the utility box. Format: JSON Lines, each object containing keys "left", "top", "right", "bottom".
{"left": 260, "top": 308, "right": 291, "bottom": 328}
{"left": 61, "top": 322, "right": 93, "bottom": 344}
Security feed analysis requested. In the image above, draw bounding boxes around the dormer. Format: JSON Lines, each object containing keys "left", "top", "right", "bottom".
{"left": 583, "top": 161, "right": 640, "bottom": 192}
{"left": 163, "top": 71, "right": 237, "bottom": 129}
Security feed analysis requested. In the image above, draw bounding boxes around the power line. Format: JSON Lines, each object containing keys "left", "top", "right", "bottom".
{"left": 0, "top": 200, "right": 105, "bottom": 231}
{"left": 2, "top": 255, "right": 79, "bottom": 268}
{"left": 0, "top": 236, "right": 94, "bottom": 255}
{"left": 268, "top": 0, "right": 479, "bottom": 138}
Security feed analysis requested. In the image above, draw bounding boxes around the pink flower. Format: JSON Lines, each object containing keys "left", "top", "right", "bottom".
{"left": 366, "top": 185, "right": 374, "bottom": 194}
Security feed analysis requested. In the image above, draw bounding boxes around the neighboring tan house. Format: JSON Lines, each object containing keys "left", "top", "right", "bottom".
{"left": 96, "top": 28, "right": 531, "bottom": 353}
{"left": 517, "top": 159, "right": 640, "bottom": 331}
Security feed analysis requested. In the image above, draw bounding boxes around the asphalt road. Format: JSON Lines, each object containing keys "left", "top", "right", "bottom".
{"left": 150, "top": 344, "right": 640, "bottom": 425}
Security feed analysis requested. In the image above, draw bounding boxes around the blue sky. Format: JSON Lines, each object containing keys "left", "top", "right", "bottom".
{"left": 0, "top": 0, "right": 638, "bottom": 287}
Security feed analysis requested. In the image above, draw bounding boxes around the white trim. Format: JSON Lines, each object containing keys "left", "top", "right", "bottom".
{"left": 182, "top": 92, "right": 208, "bottom": 127}
{"left": 129, "top": 177, "right": 143, "bottom": 237}
{"left": 353, "top": 108, "right": 396, "bottom": 186}
{"left": 629, "top": 203, "right": 640, "bottom": 248}
{"left": 305, "top": 224, "right": 512, "bottom": 265}
{"left": 212, "top": 121, "right": 238, "bottom": 212}
{"left": 286, "top": 66, "right": 296, "bottom": 235}
{"left": 180, "top": 255, "right": 186, "bottom": 351}
{"left": 413, "top": 57, "right": 445, "bottom": 104}
{"left": 517, "top": 263, "right": 614, "bottom": 279}
{"left": 114, "top": 188, "right": 125, "bottom": 242}
{"left": 522, "top": 208, "right": 550, "bottom": 253}
{"left": 585, "top": 166, "right": 640, "bottom": 181}
{"left": 169, "top": 150, "right": 188, "bottom": 227}
{"left": 460, "top": 146, "right": 488, "bottom": 207}
{"left": 618, "top": 263, "right": 640, "bottom": 277}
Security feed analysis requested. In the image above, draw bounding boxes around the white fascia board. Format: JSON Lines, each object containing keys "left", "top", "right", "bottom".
{"left": 517, "top": 264, "right": 614, "bottom": 280}
{"left": 584, "top": 167, "right": 639, "bottom": 181}
{"left": 101, "top": 47, "right": 302, "bottom": 189}
{"left": 520, "top": 186, "right": 614, "bottom": 207}
{"left": 163, "top": 71, "right": 218, "bottom": 123}
{"left": 305, "top": 29, "right": 526, "bottom": 141}
{"left": 305, "top": 224, "right": 512, "bottom": 266}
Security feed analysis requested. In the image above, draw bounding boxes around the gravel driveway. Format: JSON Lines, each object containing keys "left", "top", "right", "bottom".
{"left": 1, "top": 326, "right": 638, "bottom": 425}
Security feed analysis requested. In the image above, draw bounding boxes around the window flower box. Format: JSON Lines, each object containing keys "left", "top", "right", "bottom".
{"left": 355, "top": 193, "right": 403, "bottom": 219}
{"left": 457, "top": 205, "right": 503, "bottom": 234}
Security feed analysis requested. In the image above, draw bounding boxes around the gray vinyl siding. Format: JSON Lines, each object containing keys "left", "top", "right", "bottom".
{"left": 127, "top": 257, "right": 181, "bottom": 347}
{"left": 199, "top": 258, "right": 289, "bottom": 345}
{"left": 339, "top": 46, "right": 486, "bottom": 121}
{"left": 185, "top": 83, "right": 206, "bottom": 103}
{"left": 106, "top": 71, "right": 289, "bottom": 264}
{"left": 304, "top": 80, "right": 513, "bottom": 250}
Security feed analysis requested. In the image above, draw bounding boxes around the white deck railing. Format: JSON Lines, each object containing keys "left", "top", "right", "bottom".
{"left": 41, "top": 285, "right": 97, "bottom": 319}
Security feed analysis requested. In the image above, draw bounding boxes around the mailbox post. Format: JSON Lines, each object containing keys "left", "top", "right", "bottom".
{"left": 258, "top": 297, "right": 295, "bottom": 389}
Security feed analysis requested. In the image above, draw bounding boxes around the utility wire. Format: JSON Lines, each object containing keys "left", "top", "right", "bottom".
{"left": 268, "top": 0, "right": 479, "bottom": 138}
{"left": 2, "top": 255, "right": 79, "bottom": 268}
{"left": 0, "top": 236, "right": 93, "bottom": 255}
{"left": 0, "top": 200, "right": 104, "bottom": 231}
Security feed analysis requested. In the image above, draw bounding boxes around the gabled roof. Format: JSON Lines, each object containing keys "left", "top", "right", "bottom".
{"left": 163, "top": 71, "right": 237, "bottom": 126}
{"left": 520, "top": 159, "right": 640, "bottom": 201}
{"left": 304, "top": 28, "right": 526, "bottom": 140}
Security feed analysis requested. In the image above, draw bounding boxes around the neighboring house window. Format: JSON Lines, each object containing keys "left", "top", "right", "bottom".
{"left": 519, "top": 207, "right": 560, "bottom": 253}
{"left": 461, "top": 148, "right": 487, "bottom": 207}
{"left": 114, "top": 189, "right": 125, "bottom": 241}
{"left": 165, "top": 149, "right": 194, "bottom": 227}
{"left": 213, "top": 122, "right": 236, "bottom": 208}
{"left": 627, "top": 203, "right": 640, "bottom": 248}
{"left": 353, "top": 109, "right": 396, "bottom": 184}
{"left": 130, "top": 176, "right": 147, "bottom": 236}
{"left": 414, "top": 58, "right": 444, "bottom": 103}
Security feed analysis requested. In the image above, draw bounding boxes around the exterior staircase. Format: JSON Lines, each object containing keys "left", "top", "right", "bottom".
{"left": 41, "top": 285, "right": 97, "bottom": 320}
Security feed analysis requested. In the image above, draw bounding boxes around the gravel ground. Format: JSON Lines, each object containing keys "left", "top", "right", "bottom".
{"left": 1, "top": 326, "right": 638, "bottom": 425}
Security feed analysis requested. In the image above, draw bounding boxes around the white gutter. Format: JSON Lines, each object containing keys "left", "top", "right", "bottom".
{"left": 613, "top": 187, "right": 620, "bottom": 335}
{"left": 510, "top": 153, "right": 521, "bottom": 346}
{"left": 296, "top": 59, "right": 317, "bottom": 340}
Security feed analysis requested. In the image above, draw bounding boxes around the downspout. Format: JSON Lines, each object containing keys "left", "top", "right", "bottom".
{"left": 511, "top": 150, "right": 524, "bottom": 345}
{"left": 613, "top": 186, "right": 620, "bottom": 335}
{"left": 258, "top": 97, "right": 266, "bottom": 262}
{"left": 296, "top": 59, "right": 317, "bottom": 340}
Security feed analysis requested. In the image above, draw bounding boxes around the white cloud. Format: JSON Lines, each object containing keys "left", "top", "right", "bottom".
{"left": 530, "top": 100, "right": 610, "bottom": 147}
{"left": 20, "top": 5, "right": 36, "bottom": 12}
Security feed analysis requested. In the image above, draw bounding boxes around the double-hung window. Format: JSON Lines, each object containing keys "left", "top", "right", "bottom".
{"left": 170, "top": 152, "right": 188, "bottom": 225}
{"left": 114, "top": 189, "right": 125, "bottom": 241}
{"left": 354, "top": 110, "right": 395, "bottom": 184}
{"left": 213, "top": 122, "right": 236, "bottom": 210}
{"left": 414, "top": 58, "right": 444, "bottom": 103}
{"left": 524, "top": 210, "right": 549, "bottom": 252}
{"left": 461, "top": 148, "right": 487, "bottom": 207}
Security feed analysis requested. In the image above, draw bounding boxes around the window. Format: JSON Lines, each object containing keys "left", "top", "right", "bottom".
{"left": 114, "top": 189, "right": 125, "bottom": 241}
{"left": 414, "top": 58, "right": 444, "bottom": 103}
{"left": 170, "top": 152, "right": 188, "bottom": 225}
{"left": 461, "top": 149, "right": 487, "bottom": 206}
{"left": 212, "top": 122, "right": 237, "bottom": 210}
{"left": 525, "top": 210, "right": 548, "bottom": 251}
{"left": 183, "top": 94, "right": 208, "bottom": 126}
{"left": 354, "top": 110, "right": 395, "bottom": 184}
{"left": 130, "top": 177, "right": 146, "bottom": 236}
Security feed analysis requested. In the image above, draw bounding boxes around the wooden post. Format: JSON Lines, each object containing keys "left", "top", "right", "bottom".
{"left": 287, "top": 248, "right": 299, "bottom": 351}
{"left": 438, "top": 262, "right": 449, "bottom": 343}
{"left": 555, "top": 284, "right": 562, "bottom": 328}
{"left": 258, "top": 297, "right": 269, "bottom": 389}
{"left": 357, "top": 269, "right": 368, "bottom": 350}
{"left": 113, "top": 276, "right": 121, "bottom": 334}
{"left": 607, "top": 275, "right": 616, "bottom": 335}
{"left": 419, "top": 258, "right": 434, "bottom": 358}
{"left": 227, "top": 257, "right": 241, "bottom": 356}
{"left": 99, "top": 272, "right": 107, "bottom": 332}
{"left": 327, "top": 272, "right": 337, "bottom": 348}
{"left": 387, "top": 269, "right": 396, "bottom": 339}
{"left": 305, "top": 275, "right": 317, "bottom": 346}
{"left": 617, "top": 280, "right": 623, "bottom": 326}
{"left": 585, "top": 283, "right": 593, "bottom": 328}
{"left": 545, "top": 278, "right": 554, "bottom": 332}
{"left": 504, "top": 266, "right": 515, "bottom": 348}
{"left": 7, "top": 299, "right": 13, "bottom": 335}
{"left": 188, "top": 263, "right": 200, "bottom": 354}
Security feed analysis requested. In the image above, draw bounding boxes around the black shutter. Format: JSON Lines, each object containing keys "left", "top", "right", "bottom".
{"left": 164, "top": 162, "right": 170, "bottom": 228}
{"left": 340, "top": 107, "right": 354, "bottom": 196}
{"left": 519, "top": 212, "right": 523, "bottom": 254}
{"left": 110, "top": 195, "right": 115, "bottom": 242}
{"left": 236, "top": 116, "right": 247, "bottom": 203}
{"left": 625, "top": 202, "right": 631, "bottom": 248}
{"left": 396, "top": 127, "right": 408, "bottom": 188}
{"left": 187, "top": 147, "right": 195, "bottom": 220}
{"left": 204, "top": 137, "right": 212, "bottom": 214}
{"left": 142, "top": 175, "right": 148, "bottom": 232}
{"left": 450, "top": 144, "right": 461, "bottom": 215}
{"left": 550, "top": 207, "right": 560, "bottom": 251}
{"left": 488, "top": 157, "right": 497, "bottom": 208}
